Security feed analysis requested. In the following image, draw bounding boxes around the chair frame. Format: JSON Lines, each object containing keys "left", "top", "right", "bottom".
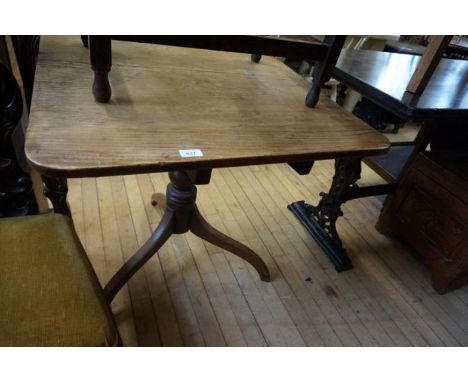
{"left": 86, "top": 35, "right": 346, "bottom": 107}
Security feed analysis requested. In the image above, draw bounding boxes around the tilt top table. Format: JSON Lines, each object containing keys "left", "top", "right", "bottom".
{"left": 26, "top": 36, "right": 389, "bottom": 301}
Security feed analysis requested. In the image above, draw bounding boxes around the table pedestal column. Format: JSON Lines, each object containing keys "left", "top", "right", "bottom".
{"left": 104, "top": 169, "right": 270, "bottom": 302}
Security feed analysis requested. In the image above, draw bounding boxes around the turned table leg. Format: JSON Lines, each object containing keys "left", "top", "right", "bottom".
{"left": 89, "top": 36, "right": 112, "bottom": 103}
{"left": 42, "top": 175, "right": 71, "bottom": 217}
{"left": 105, "top": 169, "right": 270, "bottom": 302}
{"left": 251, "top": 54, "right": 262, "bottom": 63}
{"left": 288, "top": 157, "right": 362, "bottom": 271}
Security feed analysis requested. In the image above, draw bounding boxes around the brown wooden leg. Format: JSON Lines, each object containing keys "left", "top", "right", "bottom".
{"left": 89, "top": 36, "right": 112, "bottom": 103}
{"left": 251, "top": 54, "right": 262, "bottom": 63}
{"left": 104, "top": 208, "right": 175, "bottom": 302}
{"left": 42, "top": 175, "right": 71, "bottom": 217}
{"left": 305, "top": 80, "right": 321, "bottom": 108}
{"left": 105, "top": 169, "right": 270, "bottom": 302}
{"left": 190, "top": 206, "right": 271, "bottom": 281}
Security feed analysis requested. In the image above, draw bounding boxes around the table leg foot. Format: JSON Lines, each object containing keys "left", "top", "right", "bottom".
{"left": 288, "top": 157, "right": 362, "bottom": 272}
{"left": 190, "top": 206, "right": 270, "bottom": 281}
{"left": 251, "top": 54, "right": 262, "bottom": 63}
{"left": 305, "top": 81, "right": 321, "bottom": 108}
{"left": 288, "top": 201, "right": 352, "bottom": 271}
{"left": 89, "top": 36, "right": 112, "bottom": 103}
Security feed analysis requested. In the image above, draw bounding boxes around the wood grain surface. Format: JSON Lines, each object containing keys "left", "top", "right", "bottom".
{"left": 26, "top": 36, "right": 389, "bottom": 178}
{"left": 334, "top": 48, "right": 468, "bottom": 120}
{"left": 406, "top": 36, "right": 452, "bottom": 95}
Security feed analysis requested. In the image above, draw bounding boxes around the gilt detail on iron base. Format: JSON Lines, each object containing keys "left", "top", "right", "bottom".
{"left": 288, "top": 157, "right": 362, "bottom": 271}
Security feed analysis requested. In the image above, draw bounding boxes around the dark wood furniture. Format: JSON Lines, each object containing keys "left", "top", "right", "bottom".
{"left": 26, "top": 36, "right": 389, "bottom": 301}
{"left": 377, "top": 151, "right": 468, "bottom": 293}
{"left": 289, "top": 48, "right": 468, "bottom": 273}
{"left": 0, "top": 39, "right": 38, "bottom": 217}
{"left": 386, "top": 37, "right": 468, "bottom": 60}
{"left": 405, "top": 36, "right": 452, "bottom": 95}
{"left": 85, "top": 35, "right": 346, "bottom": 108}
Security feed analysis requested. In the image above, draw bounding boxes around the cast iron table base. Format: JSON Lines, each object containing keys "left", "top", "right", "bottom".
{"left": 288, "top": 157, "right": 363, "bottom": 272}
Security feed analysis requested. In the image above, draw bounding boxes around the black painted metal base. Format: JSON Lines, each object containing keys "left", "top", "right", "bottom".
{"left": 288, "top": 201, "right": 353, "bottom": 272}
{"left": 288, "top": 157, "right": 363, "bottom": 272}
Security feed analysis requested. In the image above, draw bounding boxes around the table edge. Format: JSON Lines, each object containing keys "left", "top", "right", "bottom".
{"left": 26, "top": 143, "right": 391, "bottom": 178}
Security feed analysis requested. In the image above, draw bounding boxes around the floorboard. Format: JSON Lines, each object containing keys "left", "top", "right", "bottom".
{"left": 68, "top": 157, "right": 468, "bottom": 346}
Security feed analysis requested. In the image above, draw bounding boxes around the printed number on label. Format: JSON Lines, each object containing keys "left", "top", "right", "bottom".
{"left": 179, "top": 149, "right": 204, "bottom": 158}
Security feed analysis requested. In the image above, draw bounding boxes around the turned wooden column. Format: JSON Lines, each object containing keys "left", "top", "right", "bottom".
{"left": 42, "top": 175, "right": 71, "bottom": 217}
{"left": 104, "top": 169, "right": 270, "bottom": 302}
{"left": 89, "top": 36, "right": 112, "bottom": 103}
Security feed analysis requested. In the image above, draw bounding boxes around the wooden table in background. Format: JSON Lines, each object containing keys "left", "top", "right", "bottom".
{"left": 288, "top": 47, "right": 467, "bottom": 280}
{"left": 26, "top": 36, "right": 389, "bottom": 300}
{"left": 386, "top": 37, "right": 468, "bottom": 59}
{"left": 334, "top": 48, "right": 468, "bottom": 182}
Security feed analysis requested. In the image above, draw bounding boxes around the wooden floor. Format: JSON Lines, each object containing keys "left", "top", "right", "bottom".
{"left": 67, "top": 158, "right": 468, "bottom": 346}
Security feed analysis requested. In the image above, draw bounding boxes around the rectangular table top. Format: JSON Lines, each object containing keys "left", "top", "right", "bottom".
{"left": 26, "top": 36, "right": 389, "bottom": 178}
{"left": 334, "top": 48, "right": 468, "bottom": 120}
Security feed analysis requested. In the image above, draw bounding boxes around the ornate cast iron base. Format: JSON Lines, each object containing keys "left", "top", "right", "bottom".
{"left": 104, "top": 169, "right": 270, "bottom": 302}
{"left": 288, "top": 157, "right": 362, "bottom": 272}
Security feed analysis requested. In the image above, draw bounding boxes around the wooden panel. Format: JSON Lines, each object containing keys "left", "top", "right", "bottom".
{"left": 364, "top": 146, "right": 414, "bottom": 183}
{"left": 378, "top": 152, "right": 468, "bottom": 293}
{"left": 406, "top": 36, "right": 453, "bottom": 95}
{"left": 26, "top": 36, "right": 389, "bottom": 178}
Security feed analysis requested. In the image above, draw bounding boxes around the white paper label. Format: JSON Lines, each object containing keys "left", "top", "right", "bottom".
{"left": 179, "top": 149, "right": 204, "bottom": 158}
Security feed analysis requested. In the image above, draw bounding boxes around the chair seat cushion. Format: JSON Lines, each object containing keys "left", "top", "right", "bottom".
{"left": 0, "top": 213, "right": 119, "bottom": 346}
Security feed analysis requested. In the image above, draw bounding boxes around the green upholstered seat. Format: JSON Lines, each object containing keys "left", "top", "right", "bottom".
{"left": 0, "top": 213, "right": 119, "bottom": 346}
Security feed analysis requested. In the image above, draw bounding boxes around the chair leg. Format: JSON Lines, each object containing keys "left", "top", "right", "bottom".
{"left": 251, "top": 54, "right": 262, "bottom": 63}
{"left": 80, "top": 35, "right": 88, "bottom": 48}
{"left": 190, "top": 206, "right": 270, "bottom": 281}
{"left": 305, "top": 80, "right": 321, "bottom": 108}
{"left": 104, "top": 208, "right": 175, "bottom": 302}
{"left": 89, "top": 36, "right": 112, "bottom": 103}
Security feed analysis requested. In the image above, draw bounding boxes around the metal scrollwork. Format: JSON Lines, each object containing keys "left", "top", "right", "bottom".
{"left": 307, "top": 157, "right": 362, "bottom": 249}
{"left": 288, "top": 157, "right": 362, "bottom": 271}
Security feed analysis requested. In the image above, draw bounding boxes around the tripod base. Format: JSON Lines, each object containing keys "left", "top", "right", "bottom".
{"left": 104, "top": 170, "right": 270, "bottom": 302}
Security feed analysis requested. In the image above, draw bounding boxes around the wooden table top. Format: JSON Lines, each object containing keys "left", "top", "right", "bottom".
{"left": 334, "top": 48, "right": 468, "bottom": 120}
{"left": 26, "top": 36, "right": 389, "bottom": 178}
{"left": 450, "top": 36, "right": 468, "bottom": 51}
{"left": 386, "top": 38, "right": 468, "bottom": 56}
{"left": 385, "top": 40, "right": 426, "bottom": 55}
